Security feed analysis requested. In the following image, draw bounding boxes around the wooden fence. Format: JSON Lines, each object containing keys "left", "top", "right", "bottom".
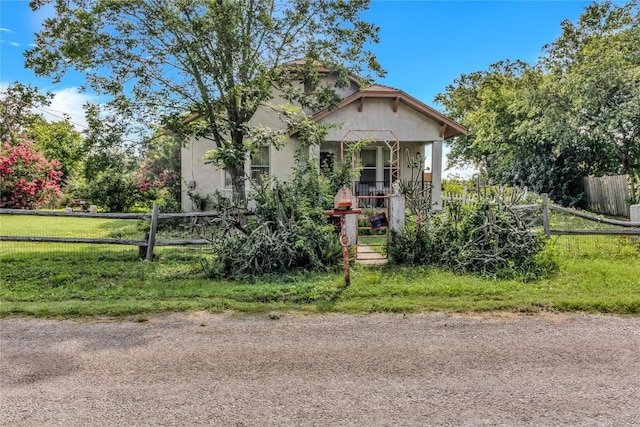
{"left": 0, "top": 204, "right": 222, "bottom": 260}
{"left": 2, "top": 196, "right": 639, "bottom": 259}
{"left": 537, "top": 194, "right": 640, "bottom": 238}
{"left": 442, "top": 192, "right": 640, "bottom": 238}
{"left": 582, "top": 175, "right": 631, "bottom": 217}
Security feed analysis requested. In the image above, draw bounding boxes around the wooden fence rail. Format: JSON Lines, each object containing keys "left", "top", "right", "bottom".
{"left": 0, "top": 203, "right": 223, "bottom": 260}
{"left": 2, "top": 196, "right": 639, "bottom": 259}
{"left": 440, "top": 193, "right": 640, "bottom": 238}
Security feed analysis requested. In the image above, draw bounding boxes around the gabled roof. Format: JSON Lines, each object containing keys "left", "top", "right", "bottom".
{"left": 297, "top": 84, "right": 467, "bottom": 139}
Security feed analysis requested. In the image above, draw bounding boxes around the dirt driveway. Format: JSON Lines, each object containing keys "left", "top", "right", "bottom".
{"left": 1, "top": 312, "right": 639, "bottom": 426}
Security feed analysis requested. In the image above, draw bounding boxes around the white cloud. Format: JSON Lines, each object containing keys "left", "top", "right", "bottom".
{"left": 10, "top": 42, "right": 19, "bottom": 47}
{"left": 1, "top": 83, "right": 101, "bottom": 132}
{"left": 41, "top": 87, "right": 99, "bottom": 131}
{"left": 0, "top": 28, "right": 12, "bottom": 33}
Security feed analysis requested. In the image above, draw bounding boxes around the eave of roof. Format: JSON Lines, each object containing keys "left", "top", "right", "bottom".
{"left": 295, "top": 84, "right": 468, "bottom": 140}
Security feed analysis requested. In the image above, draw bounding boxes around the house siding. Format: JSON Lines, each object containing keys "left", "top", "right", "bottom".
{"left": 180, "top": 77, "right": 458, "bottom": 211}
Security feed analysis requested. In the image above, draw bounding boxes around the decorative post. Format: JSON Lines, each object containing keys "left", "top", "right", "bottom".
{"left": 339, "top": 213, "right": 351, "bottom": 285}
{"left": 324, "top": 187, "right": 362, "bottom": 287}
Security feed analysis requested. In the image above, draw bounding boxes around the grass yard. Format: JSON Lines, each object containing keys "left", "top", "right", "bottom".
{"left": 1, "top": 214, "right": 639, "bottom": 318}
{"left": 0, "top": 214, "right": 142, "bottom": 240}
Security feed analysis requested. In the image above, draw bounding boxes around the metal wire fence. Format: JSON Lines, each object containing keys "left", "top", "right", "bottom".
{"left": 2, "top": 201, "right": 638, "bottom": 261}
{"left": 549, "top": 234, "right": 638, "bottom": 257}
{"left": 0, "top": 211, "right": 215, "bottom": 260}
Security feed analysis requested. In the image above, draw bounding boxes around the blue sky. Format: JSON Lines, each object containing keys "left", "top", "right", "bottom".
{"left": 0, "top": 0, "right": 605, "bottom": 176}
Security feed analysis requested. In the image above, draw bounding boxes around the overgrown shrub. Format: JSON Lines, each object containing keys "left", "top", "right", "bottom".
{"left": 391, "top": 199, "right": 556, "bottom": 280}
{"left": 203, "top": 159, "right": 340, "bottom": 280}
{"left": 0, "top": 140, "right": 62, "bottom": 209}
{"left": 86, "top": 169, "right": 139, "bottom": 212}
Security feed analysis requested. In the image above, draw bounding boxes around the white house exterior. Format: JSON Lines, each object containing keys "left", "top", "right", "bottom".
{"left": 180, "top": 75, "right": 466, "bottom": 211}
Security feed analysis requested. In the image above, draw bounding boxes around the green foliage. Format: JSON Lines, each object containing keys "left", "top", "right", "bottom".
{"left": 27, "top": 117, "right": 84, "bottom": 181}
{"left": 436, "top": 1, "right": 640, "bottom": 206}
{"left": 79, "top": 104, "right": 144, "bottom": 212}
{"left": 390, "top": 199, "right": 555, "bottom": 280}
{"left": 203, "top": 158, "right": 340, "bottom": 279}
{"left": 0, "top": 82, "right": 53, "bottom": 145}
{"left": 26, "top": 0, "right": 384, "bottom": 204}
{"left": 135, "top": 134, "right": 181, "bottom": 212}
{"left": 186, "top": 191, "right": 212, "bottom": 212}
{"left": 86, "top": 169, "right": 139, "bottom": 213}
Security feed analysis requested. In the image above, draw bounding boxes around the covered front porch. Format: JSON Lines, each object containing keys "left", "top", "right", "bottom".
{"left": 318, "top": 129, "right": 444, "bottom": 208}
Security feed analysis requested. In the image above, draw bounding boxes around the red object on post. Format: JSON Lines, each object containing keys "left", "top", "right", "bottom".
{"left": 324, "top": 188, "right": 361, "bottom": 287}
{"left": 334, "top": 187, "right": 353, "bottom": 210}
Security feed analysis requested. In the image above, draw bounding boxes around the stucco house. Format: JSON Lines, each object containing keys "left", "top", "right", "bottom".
{"left": 181, "top": 72, "right": 467, "bottom": 211}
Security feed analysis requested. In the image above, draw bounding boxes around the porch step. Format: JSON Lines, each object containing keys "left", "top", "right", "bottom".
{"left": 356, "top": 244, "right": 388, "bottom": 265}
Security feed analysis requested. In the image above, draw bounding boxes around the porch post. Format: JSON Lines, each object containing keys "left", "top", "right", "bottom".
{"left": 389, "top": 193, "right": 405, "bottom": 234}
{"left": 345, "top": 195, "right": 358, "bottom": 247}
{"left": 431, "top": 140, "right": 443, "bottom": 210}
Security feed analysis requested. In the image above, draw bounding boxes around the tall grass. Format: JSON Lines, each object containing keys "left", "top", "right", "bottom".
{"left": 1, "top": 213, "right": 638, "bottom": 318}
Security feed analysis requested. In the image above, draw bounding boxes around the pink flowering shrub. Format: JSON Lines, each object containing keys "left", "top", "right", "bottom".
{"left": 134, "top": 156, "right": 181, "bottom": 211}
{"left": 1, "top": 140, "right": 63, "bottom": 209}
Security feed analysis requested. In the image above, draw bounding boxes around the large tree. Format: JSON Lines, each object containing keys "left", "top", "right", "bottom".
{"left": 436, "top": 0, "right": 639, "bottom": 206}
{"left": 1, "top": 82, "right": 84, "bottom": 182}
{"left": 26, "top": 0, "right": 384, "bottom": 204}
{"left": 0, "top": 82, "right": 53, "bottom": 145}
{"left": 27, "top": 117, "right": 84, "bottom": 181}
{"left": 542, "top": 0, "right": 640, "bottom": 178}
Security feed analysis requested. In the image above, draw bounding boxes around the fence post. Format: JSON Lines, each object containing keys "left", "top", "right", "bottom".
{"left": 146, "top": 203, "right": 159, "bottom": 261}
{"left": 542, "top": 193, "right": 551, "bottom": 239}
{"left": 631, "top": 204, "right": 640, "bottom": 242}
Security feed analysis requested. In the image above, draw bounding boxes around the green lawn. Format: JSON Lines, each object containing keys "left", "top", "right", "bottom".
{"left": 0, "top": 214, "right": 141, "bottom": 239}
{"left": 1, "top": 214, "right": 639, "bottom": 318}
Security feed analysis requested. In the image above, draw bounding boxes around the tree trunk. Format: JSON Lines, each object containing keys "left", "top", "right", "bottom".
{"left": 229, "top": 128, "right": 248, "bottom": 207}
{"left": 229, "top": 163, "right": 246, "bottom": 208}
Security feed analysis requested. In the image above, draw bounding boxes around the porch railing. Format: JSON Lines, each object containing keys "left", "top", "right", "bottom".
{"left": 354, "top": 180, "right": 432, "bottom": 197}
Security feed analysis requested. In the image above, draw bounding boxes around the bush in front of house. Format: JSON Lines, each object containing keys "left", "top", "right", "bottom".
{"left": 390, "top": 199, "right": 556, "bottom": 280}
{"left": 203, "top": 160, "right": 341, "bottom": 280}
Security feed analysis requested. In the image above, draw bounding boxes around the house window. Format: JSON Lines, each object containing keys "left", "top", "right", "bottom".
{"left": 360, "top": 148, "right": 377, "bottom": 183}
{"left": 383, "top": 147, "right": 391, "bottom": 185}
{"left": 304, "top": 79, "right": 314, "bottom": 94}
{"left": 251, "top": 146, "right": 270, "bottom": 183}
{"left": 222, "top": 169, "right": 233, "bottom": 190}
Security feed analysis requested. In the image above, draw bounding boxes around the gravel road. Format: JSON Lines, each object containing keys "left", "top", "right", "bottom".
{"left": 1, "top": 312, "right": 639, "bottom": 426}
